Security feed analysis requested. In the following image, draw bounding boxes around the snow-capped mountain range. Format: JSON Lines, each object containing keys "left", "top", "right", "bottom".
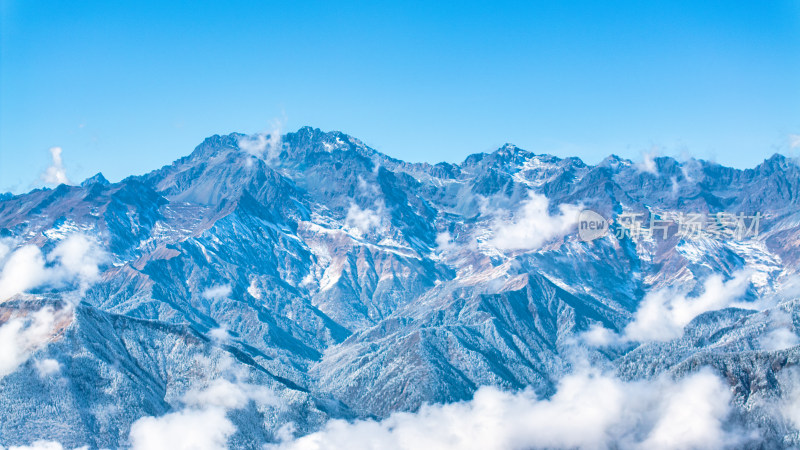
{"left": 1, "top": 126, "right": 800, "bottom": 449}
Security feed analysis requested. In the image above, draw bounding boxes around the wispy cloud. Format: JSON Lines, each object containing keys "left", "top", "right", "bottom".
{"left": 435, "top": 231, "right": 462, "bottom": 253}
{"left": 777, "top": 369, "right": 800, "bottom": 431}
{"left": 40, "top": 147, "right": 70, "bottom": 187}
{"left": 237, "top": 119, "right": 284, "bottom": 163}
{"left": 757, "top": 310, "right": 799, "bottom": 352}
{"left": 636, "top": 147, "right": 660, "bottom": 175}
{"left": 759, "top": 327, "right": 799, "bottom": 351}
{"left": 790, "top": 134, "right": 800, "bottom": 149}
{"left": 344, "top": 202, "right": 384, "bottom": 236}
{"left": 343, "top": 175, "right": 390, "bottom": 238}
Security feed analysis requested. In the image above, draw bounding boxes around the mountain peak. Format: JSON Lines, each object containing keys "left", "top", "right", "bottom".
{"left": 752, "top": 152, "right": 795, "bottom": 176}
{"left": 80, "top": 172, "right": 110, "bottom": 187}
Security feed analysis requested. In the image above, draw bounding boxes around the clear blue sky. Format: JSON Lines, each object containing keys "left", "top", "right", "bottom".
{"left": 1, "top": 0, "right": 799, "bottom": 193}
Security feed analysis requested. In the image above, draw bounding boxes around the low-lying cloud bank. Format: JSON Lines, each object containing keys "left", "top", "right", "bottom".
{"left": 12, "top": 365, "right": 778, "bottom": 450}
{"left": 270, "top": 368, "right": 749, "bottom": 450}
{"left": 3, "top": 440, "right": 77, "bottom": 450}
{"left": 129, "top": 379, "right": 274, "bottom": 450}
{"left": 129, "top": 357, "right": 277, "bottom": 450}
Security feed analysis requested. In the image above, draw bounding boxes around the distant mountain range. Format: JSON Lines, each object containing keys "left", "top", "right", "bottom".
{"left": 1, "top": 127, "right": 799, "bottom": 449}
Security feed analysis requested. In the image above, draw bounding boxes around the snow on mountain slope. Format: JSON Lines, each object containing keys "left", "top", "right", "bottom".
{"left": 1, "top": 126, "right": 799, "bottom": 448}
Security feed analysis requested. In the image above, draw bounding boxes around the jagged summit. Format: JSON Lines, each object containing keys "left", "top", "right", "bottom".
{"left": 97, "top": 127, "right": 799, "bottom": 199}
{"left": 80, "top": 172, "right": 110, "bottom": 187}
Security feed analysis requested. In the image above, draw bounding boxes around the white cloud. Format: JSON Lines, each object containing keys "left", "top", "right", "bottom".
{"left": 0, "top": 244, "right": 49, "bottom": 302}
{"left": 0, "top": 234, "right": 106, "bottom": 302}
{"left": 201, "top": 284, "right": 232, "bottom": 300}
{"left": 129, "top": 363, "right": 276, "bottom": 450}
{"left": 7, "top": 440, "right": 70, "bottom": 450}
{"left": 0, "top": 306, "right": 67, "bottom": 378}
{"left": 345, "top": 202, "right": 384, "bottom": 236}
{"left": 272, "top": 368, "right": 742, "bottom": 450}
{"left": 778, "top": 369, "right": 800, "bottom": 430}
{"left": 759, "top": 327, "right": 799, "bottom": 351}
{"left": 208, "top": 327, "right": 231, "bottom": 343}
{"left": 47, "top": 234, "right": 105, "bottom": 294}
{"left": 237, "top": 120, "right": 283, "bottom": 163}
{"left": 247, "top": 278, "right": 262, "bottom": 300}
{"left": 579, "top": 272, "right": 754, "bottom": 346}
{"left": 183, "top": 378, "right": 276, "bottom": 410}
{"left": 356, "top": 175, "right": 380, "bottom": 197}
{"left": 41, "top": 147, "right": 70, "bottom": 187}
{"left": 275, "top": 422, "right": 297, "bottom": 443}
{"left": 638, "top": 370, "right": 738, "bottom": 449}
{"left": 488, "top": 193, "right": 581, "bottom": 251}
{"left": 435, "top": 231, "right": 463, "bottom": 254}
{"left": 623, "top": 271, "right": 751, "bottom": 342}
{"left": 669, "top": 175, "right": 680, "bottom": 197}
{"left": 34, "top": 358, "right": 61, "bottom": 377}
{"left": 636, "top": 148, "right": 659, "bottom": 175}
{"left": 129, "top": 407, "right": 235, "bottom": 450}
{"left": 0, "top": 234, "right": 104, "bottom": 379}
{"left": 344, "top": 177, "right": 389, "bottom": 238}
{"left": 0, "top": 239, "right": 13, "bottom": 261}
{"left": 790, "top": 134, "right": 800, "bottom": 149}
{"left": 580, "top": 323, "right": 620, "bottom": 347}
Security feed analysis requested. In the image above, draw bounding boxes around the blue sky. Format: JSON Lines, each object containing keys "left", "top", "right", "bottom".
{"left": 1, "top": 0, "right": 799, "bottom": 193}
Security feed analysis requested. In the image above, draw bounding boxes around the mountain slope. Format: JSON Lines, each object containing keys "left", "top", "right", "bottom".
{"left": 1, "top": 126, "right": 799, "bottom": 447}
